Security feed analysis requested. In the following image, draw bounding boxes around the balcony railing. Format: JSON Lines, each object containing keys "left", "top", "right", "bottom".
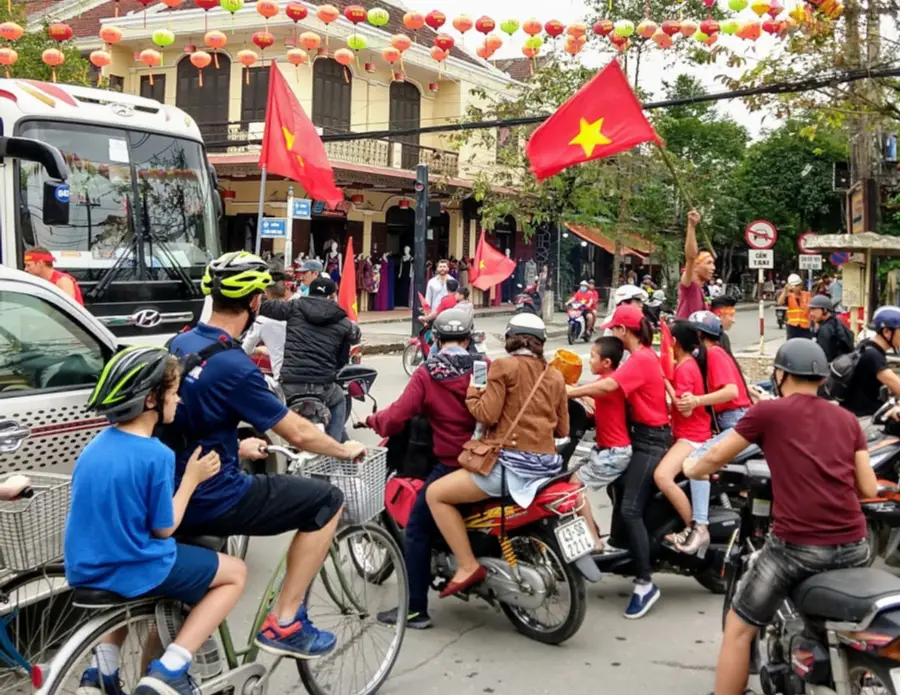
{"left": 199, "top": 121, "right": 460, "bottom": 179}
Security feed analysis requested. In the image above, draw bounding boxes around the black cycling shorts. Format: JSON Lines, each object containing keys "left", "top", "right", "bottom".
{"left": 181, "top": 474, "right": 344, "bottom": 537}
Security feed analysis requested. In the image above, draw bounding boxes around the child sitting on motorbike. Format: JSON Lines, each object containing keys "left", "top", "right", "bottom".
{"left": 571, "top": 281, "right": 598, "bottom": 338}
{"left": 684, "top": 339, "right": 876, "bottom": 695}
{"left": 569, "top": 336, "right": 631, "bottom": 552}
{"left": 422, "top": 278, "right": 461, "bottom": 355}
{"left": 426, "top": 314, "right": 569, "bottom": 598}
{"left": 653, "top": 321, "right": 713, "bottom": 545}
{"left": 366, "top": 309, "right": 485, "bottom": 629}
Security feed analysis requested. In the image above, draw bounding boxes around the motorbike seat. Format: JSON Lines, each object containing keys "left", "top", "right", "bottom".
{"left": 72, "top": 588, "right": 137, "bottom": 608}
{"left": 791, "top": 568, "right": 900, "bottom": 623}
{"left": 174, "top": 535, "right": 228, "bottom": 552}
{"left": 731, "top": 444, "right": 762, "bottom": 465}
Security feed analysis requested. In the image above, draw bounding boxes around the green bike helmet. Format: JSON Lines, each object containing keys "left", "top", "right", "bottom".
{"left": 87, "top": 346, "right": 178, "bottom": 423}
{"left": 201, "top": 251, "right": 272, "bottom": 299}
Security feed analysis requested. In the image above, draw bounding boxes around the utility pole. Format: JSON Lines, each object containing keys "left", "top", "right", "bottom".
{"left": 412, "top": 164, "right": 428, "bottom": 338}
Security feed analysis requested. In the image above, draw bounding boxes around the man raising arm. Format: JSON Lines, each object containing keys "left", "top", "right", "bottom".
{"left": 675, "top": 211, "right": 712, "bottom": 320}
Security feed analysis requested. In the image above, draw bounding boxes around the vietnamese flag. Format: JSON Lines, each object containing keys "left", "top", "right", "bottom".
{"left": 472, "top": 231, "right": 517, "bottom": 291}
{"left": 660, "top": 317, "right": 675, "bottom": 381}
{"left": 259, "top": 61, "right": 343, "bottom": 208}
{"left": 526, "top": 59, "right": 662, "bottom": 181}
{"left": 338, "top": 236, "right": 358, "bottom": 321}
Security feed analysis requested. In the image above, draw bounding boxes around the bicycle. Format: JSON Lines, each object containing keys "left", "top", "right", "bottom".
{"left": 34, "top": 447, "right": 409, "bottom": 695}
{"left": 0, "top": 473, "right": 85, "bottom": 695}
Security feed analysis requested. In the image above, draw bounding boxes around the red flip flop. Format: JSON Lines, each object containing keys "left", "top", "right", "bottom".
{"left": 439, "top": 566, "right": 487, "bottom": 598}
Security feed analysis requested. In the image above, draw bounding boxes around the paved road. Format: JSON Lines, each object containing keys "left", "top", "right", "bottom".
{"left": 229, "top": 314, "right": 791, "bottom": 695}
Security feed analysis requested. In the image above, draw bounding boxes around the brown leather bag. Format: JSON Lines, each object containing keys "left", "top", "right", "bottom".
{"left": 458, "top": 366, "right": 551, "bottom": 476}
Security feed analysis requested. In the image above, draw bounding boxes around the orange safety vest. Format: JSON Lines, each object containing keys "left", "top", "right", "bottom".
{"left": 786, "top": 291, "right": 810, "bottom": 329}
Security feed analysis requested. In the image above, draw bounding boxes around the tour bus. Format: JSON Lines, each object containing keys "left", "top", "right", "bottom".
{"left": 0, "top": 78, "right": 221, "bottom": 338}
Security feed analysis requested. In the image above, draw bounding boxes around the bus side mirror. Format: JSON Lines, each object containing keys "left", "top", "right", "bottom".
{"left": 42, "top": 180, "right": 70, "bottom": 226}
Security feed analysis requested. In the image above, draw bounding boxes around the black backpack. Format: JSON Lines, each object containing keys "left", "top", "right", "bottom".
{"left": 820, "top": 343, "right": 864, "bottom": 403}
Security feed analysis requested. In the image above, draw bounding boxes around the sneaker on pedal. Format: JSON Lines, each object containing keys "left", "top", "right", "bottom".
{"left": 377, "top": 607, "right": 432, "bottom": 630}
{"left": 624, "top": 582, "right": 661, "bottom": 619}
{"left": 133, "top": 661, "right": 196, "bottom": 695}
{"left": 76, "top": 668, "right": 125, "bottom": 695}
{"left": 677, "top": 523, "right": 710, "bottom": 555}
{"left": 255, "top": 610, "right": 337, "bottom": 659}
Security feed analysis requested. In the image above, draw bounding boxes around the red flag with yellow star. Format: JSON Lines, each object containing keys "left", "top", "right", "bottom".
{"left": 472, "top": 231, "right": 516, "bottom": 291}
{"left": 526, "top": 59, "right": 662, "bottom": 181}
{"left": 259, "top": 61, "right": 343, "bottom": 208}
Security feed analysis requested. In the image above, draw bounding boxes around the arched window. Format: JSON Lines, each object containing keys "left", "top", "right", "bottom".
{"left": 176, "top": 54, "right": 231, "bottom": 147}
{"left": 312, "top": 58, "right": 351, "bottom": 134}
{"left": 389, "top": 81, "right": 421, "bottom": 169}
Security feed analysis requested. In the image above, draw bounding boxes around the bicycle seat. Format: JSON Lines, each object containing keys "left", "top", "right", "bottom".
{"left": 175, "top": 535, "right": 227, "bottom": 552}
{"left": 72, "top": 588, "right": 136, "bottom": 609}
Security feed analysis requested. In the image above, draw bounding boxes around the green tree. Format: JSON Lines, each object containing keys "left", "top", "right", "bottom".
{"left": 0, "top": 4, "right": 91, "bottom": 85}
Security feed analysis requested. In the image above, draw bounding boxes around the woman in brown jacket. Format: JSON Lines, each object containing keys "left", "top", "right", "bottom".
{"left": 426, "top": 314, "right": 570, "bottom": 597}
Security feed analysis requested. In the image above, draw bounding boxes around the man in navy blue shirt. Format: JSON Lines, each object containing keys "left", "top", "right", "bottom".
{"left": 167, "top": 251, "right": 365, "bottom": 662}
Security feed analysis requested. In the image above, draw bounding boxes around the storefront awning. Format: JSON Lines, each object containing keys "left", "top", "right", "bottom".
{"left": 565, "top": 223, "right": 652, "bottom": 259}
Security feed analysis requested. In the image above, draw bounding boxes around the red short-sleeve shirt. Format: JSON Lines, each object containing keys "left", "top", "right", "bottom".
{"left": 593, "top": 379, "right": 631, "bottom": 449}
{"left": 705, "top": 346, "right": 751, "bottom": 412}
{"left": 671, "top": 358, "right": 712, "bottom": 442}
{"left": 612, "top": 347, "right": 669, "bottom": 427}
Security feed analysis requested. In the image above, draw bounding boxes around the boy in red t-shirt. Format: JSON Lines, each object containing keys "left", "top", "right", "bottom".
{"left": 571, "top": 337, "right": 632, "bottom": 551}
{"left": 684, "top": 339, "right": 876, "bottom": 695}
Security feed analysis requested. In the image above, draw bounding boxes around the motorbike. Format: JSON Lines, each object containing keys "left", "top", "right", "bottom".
{"left": 284, "top": 364, "right": 380, "bottom": 439}
{"left": 562, "top": 399, "right": 746, "bottom": 594}
{"left": 862, "top": 398, "right": 900, "bottom": 568}
{"left": 514, "top": 283, "right": 542, "bottom": 315}
{"left": 718, "top": 459, "right": 901, "bottom": 695}
{"left": 402, "top": 319, "right": 488, "bottom": 377}
{"left": 566, "top": 301, "right": 588, "bottom": 345}
{"left": 775, "top": 305, "right": 788, "bottom": 329}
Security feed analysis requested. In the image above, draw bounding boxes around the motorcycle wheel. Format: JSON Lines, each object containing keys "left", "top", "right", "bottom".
{"left": 499, "top": 526, "right": 587, "bottom": 646}
{"left": 865, "top": 521, "right": 885, "bottom": 566}
{"left": 695, "top": 568, "right": 727, "bottom": 595}
{"left": 847, "top": 652, "right": 899, "bottom": 694}
{"left": 402, "top": 343, "right": 424, "bottom": 377}
{"left": 567, "top": 322, "right": 579, "bottom": 345}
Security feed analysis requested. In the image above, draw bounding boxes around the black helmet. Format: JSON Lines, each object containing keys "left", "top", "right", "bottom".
{"left": 773, "top": 338, "right": 829, "bottom": 378}
{"left": 435, "top": 309, "right": 473, "bottom": 340}
{"left": 87, "top": 346, "right": 177, "bottom": 423}
{"left": 808, "top": 295, "right": 834, "bottom": 312}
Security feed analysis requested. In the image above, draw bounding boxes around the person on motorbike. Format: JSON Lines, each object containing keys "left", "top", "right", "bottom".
{"left": 652, "top": 322, "right": 714, "bottom": 544}
{"left": 242, "top": 265, "right": 292, "bottom": 380}
{"left": 674, "top": 311, "right": 752, "bottom": 554}
{"left": 708, "top": 295, "right": 737, "bottom": 353}
{"left": 423, "top": 278, "right": 462, "bottom": 355}
{"left": 365, "top": 309, "right": 485, "bottom": 629}
{"left": 259, "top": 276, "right": 360, "bottom": 442}
{"left": 570, "top": 280, "right": 598, "bottom": 337}
{"left": 566, "top": 304, "right": 671, "bottom": 619}
{"left": 684, "top": 339, "right": 876, "bottom": 695}
{"left": 454, "top": 285, "right": 475, "bottom": 320}
{"left": 569, "top": 336, "right": 631, "bottom": 552}
{"left": 809, "top": 294, "right": 854, "bottom": 363}
{"left": 165, "top": 251, "right": 365, "bottom": 666}
{"left": 841, "top": 306, "right": 900, "bottom": 416}
{"left": 600, "top": 284, "right": 649, "bottom": 335}
{"left": 293, "top": 258, "right": 324, "bottom": 298}
{"left": 426, "top": 314, "right": 569, "bottom": 598}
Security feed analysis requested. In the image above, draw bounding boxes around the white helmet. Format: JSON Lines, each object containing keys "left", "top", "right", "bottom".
{"left": 506, "top": 313, "right": 547, "bottom": 341}
{"left": 787, "top": 273, "right": 803, "bottom": 286}
{"left": 614, "top": 284, "right": 648, "bottom": 305}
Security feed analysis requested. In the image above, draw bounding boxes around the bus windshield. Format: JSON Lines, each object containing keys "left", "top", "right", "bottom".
{"left": 16, "top": 120, "right": 219, "bottom": 287}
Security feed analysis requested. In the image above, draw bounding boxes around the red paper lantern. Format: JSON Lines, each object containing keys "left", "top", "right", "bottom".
{"left": 476, "top": 43, "right": 494, "bottom": 60}
{"left": 99, "top": 25, "right": 123, "bottom": 45}
{"left": 160, "top": 0, "right": 181, "bottom": 8}
{"left": 391, "top": 34, "right": 412, "bottom": 53}
{"left": 430, "top": 46, "right": 448, "bottom": 63}
{"left": 48, "top": 23, "right": 73, "bottom": 43}
{"left": 433, "top": 33, "right": 454, "bottom": 52}
{"left": 0, "top": 22, "right": 23, "bottom": 41}
{"left": 138, "top": 47, "right": 161, "bottom": 68}
{"left": 398, "top": 200, "right": 410, "bottom": 209}
{"left": 425, "top": 10, "right": 446, "bottom": 30}
{"left": 236, "top": 47, "right": 258, "bottom": 84}
{"left": 252, "top": 31, "right": 275, "bottom": 50}
{"left": 545, "top": 20, "right": 565, "bottom": 37}
{"left": 593, "top": 19, "right": 613, "bottom": 37}
{"left": 334, "top": 47, "right": 354, "bottom": 65}
{"left": 523, "top": 18, "right": 542, "bottom": 36}
{"left": 566, "top": 22, "right": 586, "bottom": 39}
{"left": 486, "top": 34, "right": 503, "bottom": 51}
{"left": 402, "top": 11, "right": 424, "bottom": 31}
{"left": 299, "top": 31, "right": 321, "bottom": 51}
{"left": 522, "top": 45, "right": 539, "bottom": 58}
{"left": 42, "top": 47, "right": 64, "bottom": 82}
{"left": 189, "top": 50, "right": 211, "bottom": 86}
{"left": 256, "top": 0, "right": 279, "bottom": 20}
{"left": 475, "top": 15, "right": 495, "bottom": 34}
{"left": 90, "top": 49, "right": 111, "bottom": 69}
{"left": 381, "top": 46, "right": 401, "bottom": 64}
{"left": 0, "top": 47, "right": 17, "bottom": 78}
{"left": 316, "top": 4, "right": 339, "bottom": 24}
{"left": 343, "top": 5, "right": 366, "bottom": 24}
{"left": 452, "top": 14, "right": 473, "bottom": 34}
{"left": 661, "top": 20, "right": 682, "bottom": 36}
{"left": 762, "top": 18, "right": 780, "bottom": 33}
{"left": 286, "top": 1, "right": 307, "bottom": 22}
{"left": 287, "top": 47, "right": 307, "bottom": 66}
{"left": 565, "top": 35, "right": 584, "bottom": 55}
{"left": 609, "top": 31, "right": 629, "bottom": 50}
{"left": 700, "top": 19, "right": 720, "bottom": 35}
{"left": 195, "top": 0, "right": 218, "bottom": 9}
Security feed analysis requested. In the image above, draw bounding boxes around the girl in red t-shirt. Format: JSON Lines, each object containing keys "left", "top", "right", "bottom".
{"left": 654, "top": 321, "right": 712, "bottom": 543}
{"left": 566, "top": 304, "right": 670, "bottom": 619}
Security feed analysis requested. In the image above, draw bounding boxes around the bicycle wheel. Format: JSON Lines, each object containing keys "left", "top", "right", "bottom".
{"left": 297, "top": 523, "right": 408, "bottom": 695}
{"left": 0, "top": 565, "right": 87, "bottom": 695}
{"left": 38, "top": 603, "right": 159, "bottom": 695}
{"left": 401, "top": 344, "right": 423, "bottom": 377}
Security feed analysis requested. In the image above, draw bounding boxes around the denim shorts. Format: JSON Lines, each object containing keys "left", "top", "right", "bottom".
{"left": 576, "top": 446, "right": 633, "bottom": 490}
{"left": 147, "top": 542, "right": 220, "bottom": 606}
{"left": 691, "top": 407, "right": 749, "bottom": 459}
{"left": 731, "top": 535, "right": 871, "bottom": 627}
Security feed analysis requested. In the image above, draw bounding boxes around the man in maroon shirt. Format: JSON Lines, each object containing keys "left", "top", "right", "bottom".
{"left": 684, "top": 339, "right": 876, "bottom": 695}
{"left": 675, "top": 210, "right": 713, "bottom": 319}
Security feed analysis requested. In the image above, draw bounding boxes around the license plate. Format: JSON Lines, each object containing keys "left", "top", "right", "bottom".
{"left": 476, "top": 343, "right": 487, "bottom": 354}
{"left": 554, "top": 517, "right": 595, "bottom": 563}
{"left": 891, "top": 668, "right": 900, "bottom": 695}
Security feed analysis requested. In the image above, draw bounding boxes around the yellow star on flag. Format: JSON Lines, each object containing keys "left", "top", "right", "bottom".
{"left": 282, "top": 127, "right": 305, "bottom": 168}
{"left": 569, "top": 117, "right": 612, "bottom": 158}
{"left": 479, "top": 260, "right": 487, "bottom": 269}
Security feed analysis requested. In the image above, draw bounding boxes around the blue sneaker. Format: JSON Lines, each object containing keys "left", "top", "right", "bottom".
{"left": 76, "top": 668, "right": 125, "bottom": 695}
{"left": 624, "top": 583, "right": 661, "bottom": 619}
{"left": 133, "top": 660, "right": 197, "bottom": 695}
{"left": 255, "top": 609, "right": 337, "bottom": 659}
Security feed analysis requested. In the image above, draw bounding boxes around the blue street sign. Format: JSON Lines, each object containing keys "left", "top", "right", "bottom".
{"left": 292, "top": 199, "right": 312, "bottom": 219}
{"left": 312, "top": 201, "right": 326, "bottom": 215}
{"left": 830, "top": 251, "right": 850, "bottom": 267}
{"left": 259, "top": 218, "right": 287, "bottom": 238}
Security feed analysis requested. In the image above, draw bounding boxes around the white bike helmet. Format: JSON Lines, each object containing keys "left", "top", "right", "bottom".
{"left": 614, "top": 284, "right": 648, "bottom": 305}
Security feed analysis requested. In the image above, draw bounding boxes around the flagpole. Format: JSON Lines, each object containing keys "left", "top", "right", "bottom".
{"left": 654, "top": 145, "right": 716, "bottom": 257}
{"left": 255, "top": 166, "right": 267, "bottom": 255}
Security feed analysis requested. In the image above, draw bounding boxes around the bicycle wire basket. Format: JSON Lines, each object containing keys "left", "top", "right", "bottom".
{"left": 0, "top": 472, "right": 72, "bottom": 572}
{"left": 299, "top": 448, "right": 387, "bottom": 526}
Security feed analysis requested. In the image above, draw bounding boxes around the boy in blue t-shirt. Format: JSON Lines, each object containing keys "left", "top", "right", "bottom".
{"left": 65, "top": 346, "right": 247, "bottom": 695}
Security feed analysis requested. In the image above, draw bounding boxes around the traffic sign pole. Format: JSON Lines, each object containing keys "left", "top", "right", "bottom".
{"left": 285, "top": 186, "right": 294, "bottom": 267}
{"left": 759, "top": 268, "right": 764, "bottom": 355}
